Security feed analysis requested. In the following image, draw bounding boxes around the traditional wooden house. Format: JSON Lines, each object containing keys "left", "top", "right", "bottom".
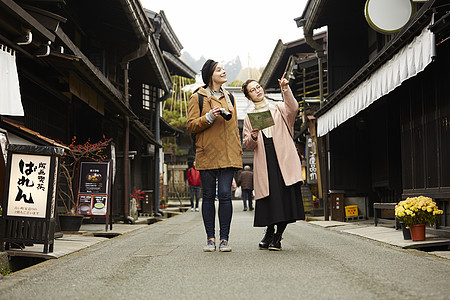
{"left": 0, "top": 0, "right": 186, "bottom": 221}
{"left": 297, "top": 0, "right": 450, "bottom": 230}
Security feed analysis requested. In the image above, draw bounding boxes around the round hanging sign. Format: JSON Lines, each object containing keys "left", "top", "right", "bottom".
{"left": 365, "top": 0, "right": 414, "bottom": 34}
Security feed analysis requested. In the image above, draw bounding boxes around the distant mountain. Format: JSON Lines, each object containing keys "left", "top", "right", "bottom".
{"left": 181, "top": 52, "right": 205, "bottom": 75}
{"left": 223, "top": 56, "right": 242, "bottom": 83}
{"left": 181, "top": 52, "right": 242, "bottom": 83}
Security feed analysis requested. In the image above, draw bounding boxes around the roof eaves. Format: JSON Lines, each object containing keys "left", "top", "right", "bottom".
{"left": 1, "top": 119, "right": 69, "bottom": 150}
{"left": 163, "top": 51, "right": 196, "bottom": 79}
{"left": 0, "top": 0, "right": 56, "bottom": 42}
{"left": 147, "top": 35, "right": 173, "bottom": 92}
{"left": 120, "top": 0, "right": 153, "bottom": 41}
{"left": 55, "top": 27, "right": 137, "bottom": 118}
{"left": 159, "top": 10, "right": 183, "bottom": 56}
{"left": 296, "top": 0, "right": 327, "bottom": 32}
{"left": 314, "top": 0, "right": 436, "bottom": 118}
{"left": 260, "top": 39, "right": 286, "bottom": 86}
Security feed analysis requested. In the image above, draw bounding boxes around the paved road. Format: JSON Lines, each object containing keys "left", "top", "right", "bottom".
{"left": 1, "top": 201, "right": 449, "bottom": 299}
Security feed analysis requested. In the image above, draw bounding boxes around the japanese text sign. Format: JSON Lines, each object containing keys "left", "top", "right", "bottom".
{"left": 7, "top": 153, "right": 51, "bottom": 218}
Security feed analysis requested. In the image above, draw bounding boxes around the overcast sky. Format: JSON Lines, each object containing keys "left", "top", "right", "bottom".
{"left": 140, "top": 0, "right": 308, "bottom": 69}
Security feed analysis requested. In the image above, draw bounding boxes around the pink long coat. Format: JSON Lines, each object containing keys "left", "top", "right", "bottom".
{"left": 242, "top": 86, "right": 303, "bottom": 200}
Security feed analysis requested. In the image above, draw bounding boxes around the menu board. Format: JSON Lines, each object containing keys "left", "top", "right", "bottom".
{"left": 76, "top": 161, "right": 110, "bottom": 216}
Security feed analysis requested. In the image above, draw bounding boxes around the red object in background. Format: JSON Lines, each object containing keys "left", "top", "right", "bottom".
{"left": 130, "top": 187, "right": 145, "bottom": 208}
{"left": 187, "top": 167, "right": 201, "bottom": 186}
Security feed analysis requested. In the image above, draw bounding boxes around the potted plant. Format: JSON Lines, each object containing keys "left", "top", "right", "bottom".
{"left": 58, "top": 136, "right": 111, "bottom": 231}
{"left": 129, "top": 187, "right": 144, "bottom": 221}
{"left": 395, "top": 196, "right": 443, "bottom": 241}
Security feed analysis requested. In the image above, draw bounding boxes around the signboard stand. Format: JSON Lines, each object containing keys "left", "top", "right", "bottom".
{"left": 0, "top": 145, "right": 64, "bottom": 253}
{"left": 75, "top": 161, "right": 112, "bottom": 231}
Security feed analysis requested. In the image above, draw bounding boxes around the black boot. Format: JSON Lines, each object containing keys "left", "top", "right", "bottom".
{"left": 258, "top": 228, "right": 274, "bottom": 250}
{"left": 268, "top": 233, "right": 282, "bottom": 251}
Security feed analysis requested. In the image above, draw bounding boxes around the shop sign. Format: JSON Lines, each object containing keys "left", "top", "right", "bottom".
{"left": 306, "top": 135, "right": 318, "bottom": 184}
{"left": 7, "top": 154, "right": 51, "bottom": 218}
{"left": 1, "top": 144, "right": 63, "bottom": 253}
{"left": 76, "top": 161, "right": 111, "bottom": 216}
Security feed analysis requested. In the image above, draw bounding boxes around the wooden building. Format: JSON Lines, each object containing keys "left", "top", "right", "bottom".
{"left": 0, "top": 0, "right": 193, "bottom": 220}
{"left": 297, "top": 0, "right": 450, "bottom": 230}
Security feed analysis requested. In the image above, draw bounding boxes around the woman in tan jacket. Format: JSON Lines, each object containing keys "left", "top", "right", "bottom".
{"left": 242, "top": 73, "right": 305, "bottom": 251}
{"left": 187, "top": 59, "right": 242, "bottom": 252}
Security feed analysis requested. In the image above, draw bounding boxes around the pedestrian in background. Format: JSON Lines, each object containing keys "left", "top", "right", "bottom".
{"left": 237, "top": 165, "right": 254, "bottom": 211}
{"left": 241, "top": 72, "right": 305, "bottom": 251}
{"left": 187, "top": 59, "right": 243, "bottom": 252}
{"left": 187, "top": 161, "right": 201, "bottom": 212}
{"left": 231, "top": 177, "right": 237, "bottom": 194}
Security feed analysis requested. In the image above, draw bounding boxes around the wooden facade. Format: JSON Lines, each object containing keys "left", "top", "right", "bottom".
{"left": 0, "top": 1, "right": 193, "bottom": 220}
{"left": 298, "top": 0, "right": 450, "bottom": 228}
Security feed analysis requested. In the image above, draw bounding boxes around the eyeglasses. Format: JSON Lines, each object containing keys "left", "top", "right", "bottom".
{"left": 248, "top": 85, "right": 262, "bottom": 94}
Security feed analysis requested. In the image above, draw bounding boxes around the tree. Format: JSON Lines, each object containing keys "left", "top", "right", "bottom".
{"left": 228, "top": 79, "right": 244, "bottom": 87}
{"left": 58, "top": 136, "right": 111, "bottom": 215}
{"left": 162, "top": 75, "right": 195, "bottom": 157}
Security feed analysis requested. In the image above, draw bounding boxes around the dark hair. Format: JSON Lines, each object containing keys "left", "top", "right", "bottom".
{"left": 242, "top": 79, "right": 266, "bottom": 100}
{"left": 241, "top": 79, "right": 257, "bottom": 99}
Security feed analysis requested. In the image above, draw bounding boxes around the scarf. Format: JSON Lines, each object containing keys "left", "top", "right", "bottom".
{"left": 205, "top": 86, "right": 234, "bottom": 112}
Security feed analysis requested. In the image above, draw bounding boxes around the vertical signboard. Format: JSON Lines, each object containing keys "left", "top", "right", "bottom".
{"left": 306, "top": 135, "right": 319, "bottom": 184}
{"left": 76, "top": 161, "right": 111, "bottom": 219}
{"left": 1, "top": 144, "right": 63, "bottom": 253}
{"left": 7, "top": 154, "right": 51, "bottom": 218}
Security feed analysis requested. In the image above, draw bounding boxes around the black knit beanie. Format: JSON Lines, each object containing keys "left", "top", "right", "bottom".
{"left": 201, "top": 59, "right": 218, "bottom": 86}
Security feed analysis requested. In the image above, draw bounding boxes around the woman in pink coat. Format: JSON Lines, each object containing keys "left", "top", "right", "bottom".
{"left": 242, "top": 73, "right": 305, "bottom": 251}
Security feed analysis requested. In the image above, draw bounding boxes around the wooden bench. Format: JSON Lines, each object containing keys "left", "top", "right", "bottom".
{"left": 373, "top": 203, "right": 399, "bottom": 229}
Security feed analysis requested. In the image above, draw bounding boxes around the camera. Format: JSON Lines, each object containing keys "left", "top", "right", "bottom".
{"left": 219, "top": 108, "right": 232, "bottom": 121}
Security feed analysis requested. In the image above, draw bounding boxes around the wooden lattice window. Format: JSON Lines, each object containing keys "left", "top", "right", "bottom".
{"left": 142, "top": 84, "right": 151, "bottom": 110}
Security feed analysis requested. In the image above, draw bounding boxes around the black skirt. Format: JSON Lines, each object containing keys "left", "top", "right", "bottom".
{"left": 253, "top": 135, "right": 305, "bottom": 227}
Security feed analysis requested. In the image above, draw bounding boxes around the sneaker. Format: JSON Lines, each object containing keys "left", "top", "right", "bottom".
{"left": 219, "top": 240, "right": 232, "bottom": 252}
{"left": 203, "top": 239, "right": 216, "bottom": 252}
{"left": 195, "top": 208, "right": 199, "bottom": 212}
{"left": 191, "top": 208, "right": 194, "bottom": 212}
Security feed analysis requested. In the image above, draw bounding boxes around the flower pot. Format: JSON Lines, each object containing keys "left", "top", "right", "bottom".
{"left": 58, "top": 215, "right": 83, "bottom": 232}
{"left": 410, "top": 224, "right": 426, "bottom": 241}
{"left": 400, "top": 222, "right": 411, "bottom": 240}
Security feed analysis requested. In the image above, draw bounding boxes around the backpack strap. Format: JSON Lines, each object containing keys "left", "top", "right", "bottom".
{"left": 196, "top": 90, "right": 234, "bottom": 117}
{"left": 191, "top": 90, "right": 234, "bottom": 154}
{"left": 228, "top": 92, "right": 235, "bottom": 106}
{"left": 197, "top": 93, "right": 204, "bottom": 114}
{"left": 191, "top": 93, "right": 204, "bottom": 154}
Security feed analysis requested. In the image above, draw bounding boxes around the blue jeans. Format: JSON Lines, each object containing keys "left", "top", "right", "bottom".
{"left": 242, "top": 189, "right": 253, "bottom": 210}
{"left": 190, "top": 186, "right": 200, "bottom": 208}
{"left": 199, "top": 168, "right": 234, "bottom": 241}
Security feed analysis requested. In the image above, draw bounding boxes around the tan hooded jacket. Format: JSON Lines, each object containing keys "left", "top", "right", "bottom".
{"left": 187, "top": 87, "right": 242, "bottom": 170}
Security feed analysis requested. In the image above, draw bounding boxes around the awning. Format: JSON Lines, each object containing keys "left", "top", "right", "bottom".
{"left": 1, "top": 118, "right": 69, "bottom": 150}
{"left": 317, "top": 23, "right": 435, "bottom": 137}
{"left": 131, "top": 119, "right": 162, "bottom": 148}
{"left": 160, "top": 117, "right": 183, "bottom": 137}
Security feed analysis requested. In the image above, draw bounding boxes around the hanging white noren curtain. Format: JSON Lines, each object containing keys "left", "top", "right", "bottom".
{"left": 0, "top": 46, "right": 24, "bottom": 116}
{"left": 317, "top": 22, "right": 435, "bottom": 137}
